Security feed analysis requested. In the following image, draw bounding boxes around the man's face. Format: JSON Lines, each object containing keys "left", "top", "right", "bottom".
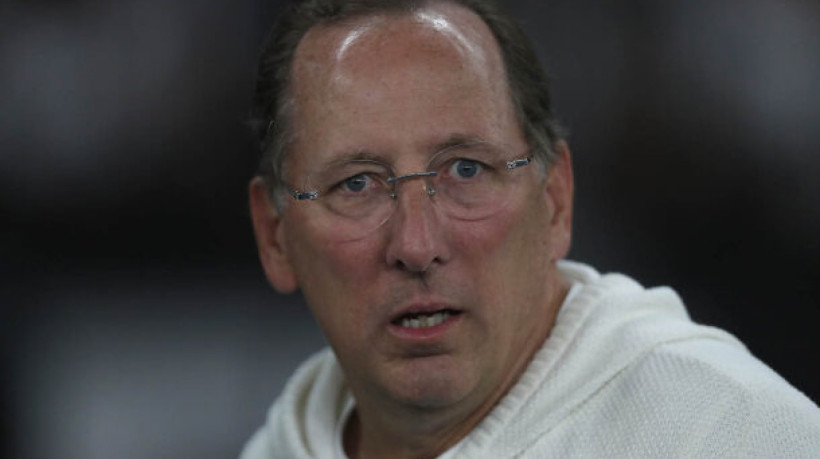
{"left": 251, "top": 3, "right": 572, "bottom": 414}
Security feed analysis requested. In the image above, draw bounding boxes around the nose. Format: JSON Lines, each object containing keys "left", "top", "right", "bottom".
{"left": 384, "top": 178, "right": 449, "bottom": 274}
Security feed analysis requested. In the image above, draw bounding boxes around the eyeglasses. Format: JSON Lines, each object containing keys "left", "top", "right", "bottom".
{"left": 284, "top": 145, "right": 534, "bottom": 241}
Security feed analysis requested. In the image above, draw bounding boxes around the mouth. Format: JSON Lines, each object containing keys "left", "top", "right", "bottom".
{"left": 390, "top": 308, "right": 463, "bottom": 330}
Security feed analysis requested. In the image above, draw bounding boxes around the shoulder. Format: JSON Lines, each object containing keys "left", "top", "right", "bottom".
{"left": 525, "top": 261, "right": 820, "bottom": 457}
{"left": 606, "top": 337, "right": 820, "bottom": 457}
{"left": 519, "top": 336, "right": 820, "bottom": 458}
{"left": 239, "top": 428, "right": 272, "bottom": 459}
{"left": 239, "top": 348, "right": 346, "bottom": 459}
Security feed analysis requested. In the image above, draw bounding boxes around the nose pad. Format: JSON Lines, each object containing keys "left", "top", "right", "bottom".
{"left": 387, "top": 171, "right": 437, "bottom": 201}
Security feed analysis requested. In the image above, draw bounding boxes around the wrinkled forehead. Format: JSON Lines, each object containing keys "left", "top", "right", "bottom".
{"left": 291, "top": 2, "right": 507, "bottom": 93}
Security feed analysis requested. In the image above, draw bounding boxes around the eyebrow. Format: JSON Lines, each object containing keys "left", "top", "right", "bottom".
{"left": 432, "top": 134, "right": 490, "bottom": 153}
{"left": 320, "top": 149, "right": 391, "bottom": 167}
{"left": 318, "top": 134, "right": 494, "bottom": 169}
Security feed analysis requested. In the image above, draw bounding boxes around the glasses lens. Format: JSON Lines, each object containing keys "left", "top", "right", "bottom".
{"left": 305, "top": 160, "right": 395, "bottom": 240}
{"left": 429, "top": 149, "right": 523, "bottom": 221}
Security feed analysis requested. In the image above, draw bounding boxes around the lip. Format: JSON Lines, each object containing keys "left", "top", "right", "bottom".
{"left": 387, "top": 302, "right": 463, "bottom": 341}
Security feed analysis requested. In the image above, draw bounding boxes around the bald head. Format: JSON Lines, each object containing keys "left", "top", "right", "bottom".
{"left": 286, "top": 2, "right": 524, "bottom": 173}
{"left": 252, "top": 0, "right": 563, "bottom": 202}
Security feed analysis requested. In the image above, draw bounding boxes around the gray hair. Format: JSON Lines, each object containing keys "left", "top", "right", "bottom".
{"left": 250, "top": 0, "right": 565, "bottom": 208}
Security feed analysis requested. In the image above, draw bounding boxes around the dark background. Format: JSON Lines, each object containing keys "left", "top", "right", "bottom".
{"left": 2, "top": 0, "right": 818, "bottom": 457}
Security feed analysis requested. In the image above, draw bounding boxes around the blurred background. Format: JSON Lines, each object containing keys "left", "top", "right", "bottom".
{"left": 2, "top": 0, "right": 818, "bottom": 457}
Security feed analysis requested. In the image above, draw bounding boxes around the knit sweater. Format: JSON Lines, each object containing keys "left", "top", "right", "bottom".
{"left": 240, "top": 261, "right": 820, "bottom": 458}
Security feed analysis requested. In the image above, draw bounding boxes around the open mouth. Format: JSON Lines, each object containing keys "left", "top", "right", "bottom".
{"left": 391, "top": 309, "right": 462, "bottom": 329}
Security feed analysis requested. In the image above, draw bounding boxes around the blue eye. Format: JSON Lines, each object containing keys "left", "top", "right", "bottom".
{"left": 452, "top": 159, "right": 481, "bottom": 178}
{"left": 342, "top": 174, "right": 369, "bottom": 192}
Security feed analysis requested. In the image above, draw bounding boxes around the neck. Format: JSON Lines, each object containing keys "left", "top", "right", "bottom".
{"left": 345, "top": 275, "right": 570, "bottom": 459}
{"left": 344, "top": 397, "right": 480, "bottom": 459}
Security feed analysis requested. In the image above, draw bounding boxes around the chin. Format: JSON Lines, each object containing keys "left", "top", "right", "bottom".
{"left": 384, "top": 355, "right": 477, "bottom": 409}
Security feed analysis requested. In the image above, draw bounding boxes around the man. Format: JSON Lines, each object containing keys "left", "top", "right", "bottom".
{"left": 243, "top": 0, "right": 820, "bottom": 457}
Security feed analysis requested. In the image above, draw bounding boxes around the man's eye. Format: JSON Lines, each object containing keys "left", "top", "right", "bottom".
{"left": 450, "top": 159, "right": 482, "bottom": 179}
{"left": 340, "top": 174, "right": 371, "bottom": 193}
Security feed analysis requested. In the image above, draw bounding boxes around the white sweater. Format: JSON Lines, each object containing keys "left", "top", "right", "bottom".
{"left": 241, "top": 261, "right": 820, "bottom": 458}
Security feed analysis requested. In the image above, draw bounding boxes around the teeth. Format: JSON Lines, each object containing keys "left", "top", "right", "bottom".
{"left": 400, "top": 311, "right": 451, "bottom": 329}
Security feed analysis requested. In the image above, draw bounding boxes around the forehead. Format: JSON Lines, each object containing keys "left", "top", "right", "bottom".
{"left": 293, "top": 3, "right": 503, "bottom": 80}
{"left": 287, "top": 2, "right": 519, "bottom": 169}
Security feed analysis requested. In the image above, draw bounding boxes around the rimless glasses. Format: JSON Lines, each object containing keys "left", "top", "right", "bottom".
{"left": 283, "top": 144, "right": 533, "bottom": 241}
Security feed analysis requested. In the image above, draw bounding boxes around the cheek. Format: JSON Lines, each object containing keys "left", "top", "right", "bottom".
{"left": 287, "top": 219, "right": 385, "bottom": 296}
{"left": 454, "top": 201, "right": 549, "bottom": 265}
{"left": 447, "top": 199, "right": 553, "bottom": 309}
{"left": 444, "top": 217, "right": 517, "bottom": 308}
{"left": 286, "top": 226, "right": 384, "bottom": 345}
{"left": 449, "top": 218, "right": 510, "bottom": 267}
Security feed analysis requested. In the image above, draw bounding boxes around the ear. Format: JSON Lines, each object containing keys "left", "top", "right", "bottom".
{"left": 544, "top": 141, "right": 574, "bottom": 261}
{"left": 249, "top": 177, "right": 299, "bottom": 293}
